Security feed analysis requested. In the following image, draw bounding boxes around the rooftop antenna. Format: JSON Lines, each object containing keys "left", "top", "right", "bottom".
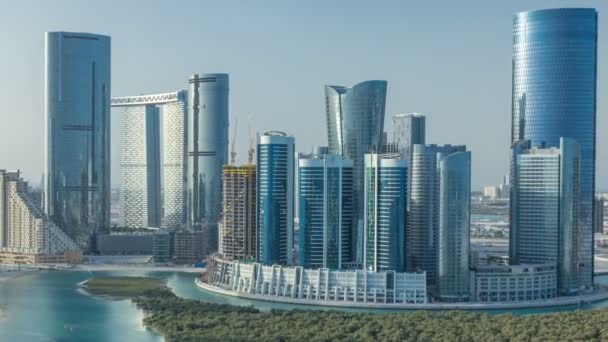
{"left": 230, "top": 117, "right": 238, "bottom": 165}
{"left": 248, "top": 114, "right": 255, "bottom": 164}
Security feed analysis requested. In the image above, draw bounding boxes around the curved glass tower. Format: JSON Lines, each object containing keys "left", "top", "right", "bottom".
{"left": 363, "top": 154, "right": 407, "bottom": 272}
{"left": 44, "top": 32, "right": 111, "bottom": 250}
{"left": 325, "top": 80, "right": 387, "bottom": 263}
{"left": 187, "top": 74, "right": 229, "bottom": 252}
{"left": 437, "top": 151, "right": 471, "bottom": 302}
{"left": 512, "top": 8, "right": 597, "bottom": 289}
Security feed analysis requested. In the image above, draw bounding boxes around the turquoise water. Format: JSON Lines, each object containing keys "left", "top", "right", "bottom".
{"left": 1, "top": 271, "right": 607, "bottom": 341}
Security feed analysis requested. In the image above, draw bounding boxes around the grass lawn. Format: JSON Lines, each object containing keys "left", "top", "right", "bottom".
{"left": 81, "top": 276, "right": 166, "bottom": 298}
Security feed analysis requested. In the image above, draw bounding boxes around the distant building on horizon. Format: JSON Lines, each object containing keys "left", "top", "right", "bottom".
{"left": 325, "top": 80, "right": 387, "bottom": 264}
{"left": 363, "top": 154, "right": 407, "bottom": 272}
{"left": 298, "top": 154, "right": 353, "bottom": 269}
{"left": 256, "top": 131, "right": 295, "bottom": 265}
{"left": 0, "top": 170, "right": 81, "bottom": 264}
{"left": 44, "top": 31, "right": 111, "bottom": 251}
{"left": 111, "top": 91, "right": 188, "bottom": 229}
{"left": 219, "top": 164, "right": 256, "bottom": 261}
{"left": 511, "top": 8, "right": 598, "bottom": 290}
{"left": 187, "top": 74, "right": 229, "bottom": 254}
{"left": 510, "top": 138, "right": 581, "bottom": 295}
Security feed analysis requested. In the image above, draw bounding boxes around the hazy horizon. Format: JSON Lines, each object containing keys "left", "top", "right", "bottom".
{"left": 0, "top": 0, "right": 606, "bottom": 191}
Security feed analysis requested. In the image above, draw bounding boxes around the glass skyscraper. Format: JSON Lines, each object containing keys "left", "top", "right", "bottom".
{"left": 512, "top": 8, "right": 597, "bottom": 289}
{"left": 111, "top": 91, "right": 188, "bottom": 229}
{"left": 325, "top": 80, "right": 387, "bottom": 263}
{"left": 510, "top": 138, "right": 581, "bottom": 295}
{"left": 363, "top": 154, "right": 407, "bottom": 272}
{"left": 407, "top": 144, "right": 465, "bottom": 284}
{"left": 298, "top": 154, "right": 353, "bottom": 269}
{"left": 44, "top": 32, "right": 111, "bottom": 251}
{"left": 187, "top": 74, "right": 229, "bottom": 252}
{"left": 437, "top": 151, "right": 471, "bottom": 302}
{"left": 391, "top": 113, "right": 426, "bottom": 159}
{"left": 256, "top": 131, "right": 295, "bottom": 265}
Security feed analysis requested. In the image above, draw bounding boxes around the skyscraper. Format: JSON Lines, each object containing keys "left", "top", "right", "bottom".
{"left": 325, "top": 80, "right": 387, "bottom": 263}
{"left": 512, "top": 8, "right": 597, "bottom": 289}
{"left": 111, "top": 91, "right": 188, "bottom": 229}
{"left": 391, "top": 113, "right": 426, "bottom": 159}
{"left": 120, "top": 105, "right": 161, "bottom": 228}
{"left": 363, "top": 154, "right": 407, "bottom": 272}
{"left": 407, "top": 144, "right": 465, "bottom": 284}
{"left": 256, "top": 131, "right": 295, "bottom": 265}
{"left": 44, "top": 32, "right": 111, "bottom": 250}
{"left": 437, "top": 151, "right": 471, "bottom": 302}
{"left": 187, "top": 74, "right": 229, "bottom": 252}
{"left": 510, "top": 138, "right": 581, "bottom": 295}
{"left": 298, "top": 154, "right": 353, "bottom": 269}
{"left": 219, "top": 164, "right": 256, "bottom": 261}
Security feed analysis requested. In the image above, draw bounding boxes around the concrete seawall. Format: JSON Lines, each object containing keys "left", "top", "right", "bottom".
{"left": 196, "top": 278, "right": 608, "bottom": 311}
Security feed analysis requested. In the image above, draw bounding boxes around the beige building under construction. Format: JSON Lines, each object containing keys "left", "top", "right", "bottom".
{"left": 219, "top": 165, "right": 256, "bottom": 261}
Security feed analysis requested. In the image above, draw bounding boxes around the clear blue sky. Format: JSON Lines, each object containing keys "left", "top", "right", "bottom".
{"left": 0, "top": 0, "right": 606, "bottom": 190}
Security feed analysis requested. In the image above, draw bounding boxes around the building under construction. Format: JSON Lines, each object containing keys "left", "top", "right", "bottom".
{"left": 219, "top": 164, "right": 256, "bottom": 261}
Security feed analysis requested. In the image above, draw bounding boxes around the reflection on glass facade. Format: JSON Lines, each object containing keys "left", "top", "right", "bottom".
{"left": 44, "top": 32, "right": 111, "bottom": 250}
{"left": 256, "top": 132, "right": 294, "bottom": 265}
{"left": 298, "top": 154, "right": 353, "bottom": 269}
{"left": 510, "top": 138, "right": 580, "bottom": 295}
{"left": 363, "top": 154, "right": 407, "bottom": 272}
{"left": 187, "top": 74, "right": 229, "bottom": 252}
{"left": 512, "top": 8, "right": 597, "bottom": 289}
{"left": 391, "top": 113, "right": 425, "bottom": 159}
{"left": 325, "top": 81, "right": 387, "bottom": 263}
{"left": 111, "top": 91, "right": 187, "bottom": 229}
{"left": 437, "top": 151, "right": 471, "bottom": 302}
{"left": 407, "top": 144, "right": 465, "bottom": 284}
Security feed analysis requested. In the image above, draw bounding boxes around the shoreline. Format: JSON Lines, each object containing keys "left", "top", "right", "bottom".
{"left": 196, "top": 278, "right": 608, "bottom": 311}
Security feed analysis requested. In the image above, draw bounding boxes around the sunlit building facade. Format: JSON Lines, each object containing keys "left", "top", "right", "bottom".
{"left": 407, "top": 144, "right": 465, "bottom": 284}
{"left": 298, "top": 154, "right": 353, "bottom": 269}
{"left": 44, "top": 32, "right": 111, "bottom": 250}
{"left": 325, "top": 81, "right": 387, "bottom": 263}
{"left": 512, "top": 8, "right": 597, "bottom": 289}
{"left": 510, "top": 138, "right": 581, "bottom": 295}
{"left": 256, "top": 132, "right": 295, "bottom": 265}
{"left": 363, "top": 154, "right": 407, "bottom": 272}
{"left": 187, "top": 74, "right": 229, "bottom": 252}
{"left": 111, "top": 91, "right": 188, "bottom": 229}
{"left": 437, "top": 151, "right": 471, "bottom": 302}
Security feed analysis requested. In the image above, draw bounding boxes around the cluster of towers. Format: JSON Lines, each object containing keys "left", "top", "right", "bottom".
{"left": 43, "top": 32, "right": 230, "bottom": 253}
{"left": 38, "top": 7, "right": 598, "bottom": 299}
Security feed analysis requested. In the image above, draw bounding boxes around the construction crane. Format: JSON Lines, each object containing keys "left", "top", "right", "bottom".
{"left": 247, "top": 114, "right": 255, "bottom": 165}
{"left": 230, "top": 118, "right": 238, "bottom": 165}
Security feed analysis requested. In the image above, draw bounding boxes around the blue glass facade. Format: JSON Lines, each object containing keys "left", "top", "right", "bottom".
{"left": 325, "top": 81, "right": 387, "bottom": 263}
{"left": 407, "top": 144, "right": 465, "bottom": 284}
{"left": 298, "top": 155, "right": 353, "bottom": 269}
{"left": 437, "top": 151, "right": 471, "bottom": 302}
{"left": 44, "top": 32, "right": 111, "bottom": 251}
{"left": 363, "top": 154, "right": 407, "bottom": 272}
{"left": 512, "top": 8, "right": 597, "bottom": 289}
{"left": 256, "top": 132, "right": 294, "bottom": 265}
{"left": 510, "top": 138, "right": 581, "bottom": 295}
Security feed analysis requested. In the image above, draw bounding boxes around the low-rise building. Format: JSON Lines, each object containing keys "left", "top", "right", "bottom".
{"left": 206, "top": 257, "right": 427, "bottom": 304}
{"left": 95, "top": 233, "right": 154, "bottom": 255}
{"left": 174, "top": 231, "right": 204, "bottom": 264}
{"left": 470, "top": 264, "right": 557, "bottom": 302}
